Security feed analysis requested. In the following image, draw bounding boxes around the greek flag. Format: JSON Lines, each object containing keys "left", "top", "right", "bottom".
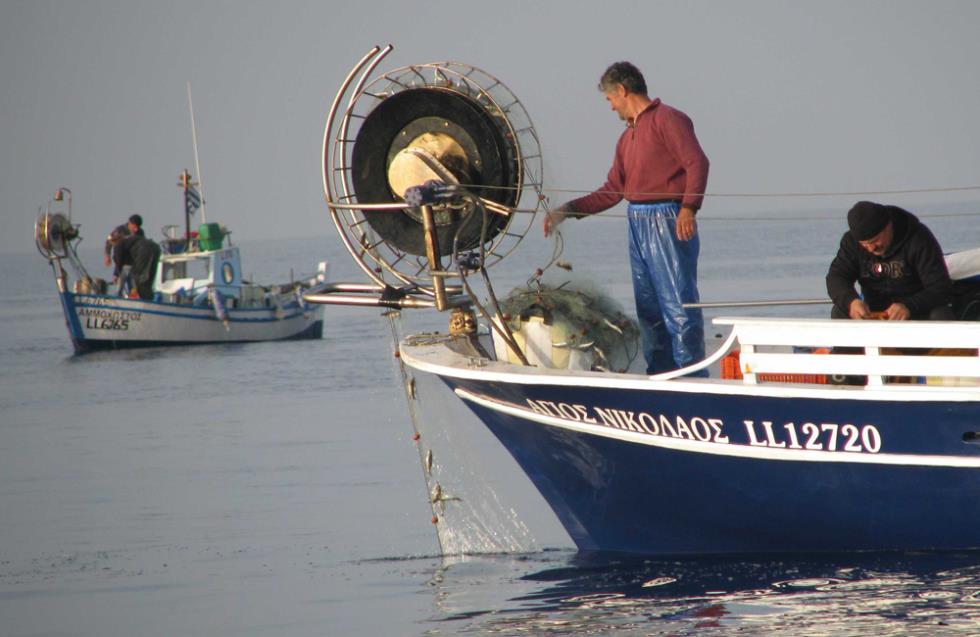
{"left": 185, "top": 187, "right": 202, "bottom": 214}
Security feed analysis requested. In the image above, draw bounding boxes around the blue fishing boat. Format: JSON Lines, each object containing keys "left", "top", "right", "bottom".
{"left": 399, "top": 315, "right": 980, "bottom": 554}
{"left": 309, "top": 45, "right": 980, "bottom": 556}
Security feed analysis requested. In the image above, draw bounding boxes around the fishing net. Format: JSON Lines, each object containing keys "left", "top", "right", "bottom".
{"left": 494, "top": 280, "right": 640, "bottom": 373}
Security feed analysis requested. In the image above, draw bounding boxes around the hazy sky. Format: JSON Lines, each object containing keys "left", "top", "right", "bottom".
{"left": 3, "top": 0, "right": 980, "bottom": 255}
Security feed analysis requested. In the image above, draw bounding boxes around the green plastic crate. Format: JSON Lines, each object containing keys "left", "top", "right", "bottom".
{"left": 198, "top": 222, "right": 223, "bottom": 251}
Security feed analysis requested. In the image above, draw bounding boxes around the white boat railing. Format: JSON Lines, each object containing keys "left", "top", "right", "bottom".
{"left": 713, "top": 317, "right": 980, "bottom": 387}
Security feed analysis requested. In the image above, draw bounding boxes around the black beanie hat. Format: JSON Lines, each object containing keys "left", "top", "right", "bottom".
{"left": 847, "top": 201, "right": 890, "bottom": 241}
{"left": 128, "top": 214, "right": 143, "bottom": 228}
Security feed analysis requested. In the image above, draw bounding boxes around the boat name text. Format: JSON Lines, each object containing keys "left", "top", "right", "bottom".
{"left": 524, "top": 399, "right": 882, "bottom": 454}
{"left": 78, "top": 307, "right": 142, "bottom": 331}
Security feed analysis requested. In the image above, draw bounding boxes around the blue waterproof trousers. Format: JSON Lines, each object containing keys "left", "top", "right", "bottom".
{"left": 627, "top": 202, "right": 706, "bottom": 375}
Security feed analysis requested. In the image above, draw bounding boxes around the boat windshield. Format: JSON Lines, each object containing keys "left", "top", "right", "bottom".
{"left": 160, "top": 256, "right": 209, "bottom": 283}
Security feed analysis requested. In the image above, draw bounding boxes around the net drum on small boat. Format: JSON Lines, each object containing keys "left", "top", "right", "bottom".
{"left": 351, "top": 87, "right": 520, "bottom": 256}
{"left": 34, "top": 212, "right": 77, "bottom": 259}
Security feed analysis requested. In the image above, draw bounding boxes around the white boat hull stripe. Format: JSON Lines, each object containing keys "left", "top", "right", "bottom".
{"left": 454, "top": 387, "right": 980, "bottom": 468}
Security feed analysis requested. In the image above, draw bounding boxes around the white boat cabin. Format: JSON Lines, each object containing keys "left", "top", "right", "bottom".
{"left": 155, "top": 245, "right": 270, "bottom": 308}
{"left": 156, "top": 245, "right": 239, "bottom": 296}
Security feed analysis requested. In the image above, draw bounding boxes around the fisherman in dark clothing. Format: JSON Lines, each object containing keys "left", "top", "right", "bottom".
{"left": 108, "top": 215, "right": 143, "bottom": 293}
{"left": 826, "top": 201, "right": 955, "bottom": 321}
{"left": 110, "top": 214, "right": 161, "bottom": 300}
{"left": 104, "top": 224, "right": 131, "bottom": 267}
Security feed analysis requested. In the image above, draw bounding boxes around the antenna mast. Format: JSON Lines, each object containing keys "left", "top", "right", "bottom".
{"left": 186, "top": 81, "right": 207, "bottom": 223}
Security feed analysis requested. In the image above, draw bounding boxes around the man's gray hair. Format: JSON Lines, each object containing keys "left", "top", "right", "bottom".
{"left": 598, "top": 61, "right": 647, "bottom": 96}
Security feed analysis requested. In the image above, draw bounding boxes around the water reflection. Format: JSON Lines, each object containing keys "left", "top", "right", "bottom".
{"left": 426, "top": 550, "right": 980, "bottom": 636}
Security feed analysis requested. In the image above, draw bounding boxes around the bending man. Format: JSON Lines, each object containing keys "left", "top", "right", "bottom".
{"left": 545, "top": 61, "right": 710, "bottom": 374}
{"left": 826, "top": 201, "right": 954, "bottom": 320}
{"left": 113, "top": 214, "right": 161, "bottom": 300}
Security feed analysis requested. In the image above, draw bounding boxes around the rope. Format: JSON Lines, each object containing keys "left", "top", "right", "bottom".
{"left": 537, "top": 185, "right": 980, "bottom": 199}
{"left": 564, "top": 210, "right": 980, "bottom": 222}
{"left": 465, "top": 182, "right": 980, "bottom": 199}
{"left": 466, "top": 181, "right": 980, "bottom": 221}
{"left": 383, "top": 310, "right": 446, "bottom": 553}
{"left": 464, "top": 182, "right": 980, "bottom": 222}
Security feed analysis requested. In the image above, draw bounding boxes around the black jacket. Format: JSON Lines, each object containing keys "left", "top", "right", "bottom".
{"left": 112, "top": 231, "right": 150, "bottom": 277}
{"left": 826, "top": 207, "right": 953, "bottom": 318}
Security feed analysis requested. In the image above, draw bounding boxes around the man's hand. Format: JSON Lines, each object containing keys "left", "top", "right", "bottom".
{"left": 848, "top": 298, "right": 871, "bottom": 320}
{"left": 676, "top": 207, "right": 697, "bottom": 241}
{"left": 104, "top": 254, "right": 111, "bottom": 267}
{"left": 884, "top": 302, "right": 910, "bottom": 321}
{"left": 543, "top": 207, "right": 568, "bottom": 238}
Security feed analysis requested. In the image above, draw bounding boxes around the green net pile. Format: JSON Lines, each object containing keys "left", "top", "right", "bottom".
{"left": 495, "top": 281, "right": 640, "bottom": 372}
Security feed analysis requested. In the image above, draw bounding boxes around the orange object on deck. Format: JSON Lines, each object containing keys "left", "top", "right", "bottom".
{"left": 720, "top": 349, "right": 828, "bottom": 384}
{"left": 721, "top": 350, "right": 743, "bottom": 380}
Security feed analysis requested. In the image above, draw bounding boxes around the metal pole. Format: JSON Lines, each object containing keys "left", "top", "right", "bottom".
{"left": 420, "top": 204, "right": 448, "bottom": 311}
{"left": 684, "top": 298, "right": 831, "bottom": 309}
{"left": 179, "top": 169, "right": 192, "bottom": 245}
{"left": 187, "top": 82, "right": 207, "bottom": 223}
{"left": 322, "top": 45, "right": 393, "bottom": 289}
{"left": 302, "top": 281, "right": 466, "bottom": 309}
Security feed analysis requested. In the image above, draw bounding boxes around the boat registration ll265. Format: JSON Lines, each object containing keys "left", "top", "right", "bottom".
{"left": 77, "top": 306, "right": 143, "bottom": 331}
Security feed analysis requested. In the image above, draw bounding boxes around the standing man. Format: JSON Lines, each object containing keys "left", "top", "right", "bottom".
{"left": 545, "top": 61, "right": 710, "bottom": 375}
{"left": 826, "top": 201, "right": 954, "bottom": 321}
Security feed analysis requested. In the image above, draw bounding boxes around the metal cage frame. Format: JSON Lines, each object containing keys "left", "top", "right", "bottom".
{"left": 321, "top": 45, "right": 544, "bottom": 295}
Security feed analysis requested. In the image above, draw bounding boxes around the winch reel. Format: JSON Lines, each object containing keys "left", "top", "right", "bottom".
{"left": 315, "top": 44, "right": 545, "bottom": 309}
{"left": 35, "top": 188, "right": 78, "bottom": 261}
{"left": 35, "top": 211, "right": 77, "bottom": 260}
{"left": 34, "top": 187, "right": 97, "bottom": 294}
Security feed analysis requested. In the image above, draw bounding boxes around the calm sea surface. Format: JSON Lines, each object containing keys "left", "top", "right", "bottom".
{"left": 3, "top": 211, "right": 980, "bottom": 636}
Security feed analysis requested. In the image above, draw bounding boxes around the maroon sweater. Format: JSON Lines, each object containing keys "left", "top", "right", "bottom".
{"left": 569, "top": 98, "right": 710, "bottom": 215}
